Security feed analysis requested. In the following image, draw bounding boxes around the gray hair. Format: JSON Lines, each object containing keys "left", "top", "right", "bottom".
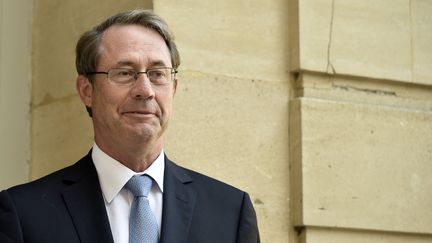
{"left": 75, "top": 9, "right": 180, "bottom": 77}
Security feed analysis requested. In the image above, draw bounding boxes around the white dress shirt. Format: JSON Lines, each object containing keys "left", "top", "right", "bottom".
{"left": 92, "top": 143, "right": 164, "bottom": 243}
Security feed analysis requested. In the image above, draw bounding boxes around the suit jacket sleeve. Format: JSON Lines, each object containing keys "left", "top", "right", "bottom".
{"left": 237, "top": 193, "right": 260, "bottom": 243}
{"left": 0, "top": 190, "right": 24, "bottom": 243}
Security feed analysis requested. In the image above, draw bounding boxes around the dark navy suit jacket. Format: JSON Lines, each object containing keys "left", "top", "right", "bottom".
{"left": 0, "top": 152, "right": 260, "bottom": 243}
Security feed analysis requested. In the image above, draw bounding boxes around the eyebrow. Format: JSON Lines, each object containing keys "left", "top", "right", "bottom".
{"left": 148, "top": 60, "right": 169, "bottom": 67}
{"left": 115, "top": 60, "right": 170, "bottom": 68}
{"left": 116, "top": 60, "right": 135, "bottom": 67}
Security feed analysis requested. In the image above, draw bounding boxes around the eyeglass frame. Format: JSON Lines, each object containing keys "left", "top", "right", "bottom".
{"left": 86, "top": 67, "right": 178, "bottom": 85}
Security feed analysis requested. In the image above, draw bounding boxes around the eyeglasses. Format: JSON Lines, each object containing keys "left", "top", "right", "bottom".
{"left": 87, "top": 67, "right": 177, "bottom": 85}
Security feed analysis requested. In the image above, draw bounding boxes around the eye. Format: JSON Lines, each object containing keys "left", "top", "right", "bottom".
{"left": 148, "top": 69, "right": 166, "bottom": 79}
{"left": 148, "top": 70, "right": 169, "bottom": 84}
{"left": 109, "top": 69, "right": 136, "bottom": 84}
{"left": 117, "top": 69, "right": 134, "bottom": 77}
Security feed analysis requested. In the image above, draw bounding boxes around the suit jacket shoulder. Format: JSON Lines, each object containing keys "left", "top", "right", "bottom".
{"left": 0, "top": 152, "right": 113, "bottom": 243}
{"left": 161, "top": 157, "right": 260, "bottom": 243}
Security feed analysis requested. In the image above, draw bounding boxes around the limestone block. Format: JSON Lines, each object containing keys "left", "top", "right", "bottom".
{"left": 299, "top": 0, "right": 413, "bottom": 82}
{"left": 302, "top": 227, "right": 432, "bottom": 243}
{"left": 412, "top": 0, "right": 432, "bottom": 85}
{"left": 154, "top": 0, "right": 291, "bottom": 82}
{"left": 298, "top": 0, "right": 331, "bottom": 73}
{"left": 0, "top": 0, "right": 32, "bottom": 188}
{"left": 297, "top": 72, "right": 432, "bottom": 112}
{"left": 155, "top": 1, "right": 293, "bottom": 240}
{"left": 164, "top": 71, "right": 290, "bottom": 242}
{"left": 31, "top": 96, "right": 93, "bottom": 179}
{"left": 292, "top": 98, "right": 432, "bottom": 234}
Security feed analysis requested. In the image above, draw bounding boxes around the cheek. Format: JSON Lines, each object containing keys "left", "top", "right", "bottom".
{"left": 92, "top": 86, "right": 127, "bottom": 115}
{"left": 157, "top": 93, "right": 174, "bottom": 114}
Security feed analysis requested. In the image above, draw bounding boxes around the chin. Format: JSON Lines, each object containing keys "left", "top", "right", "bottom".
{"left": 126, "top": 125, "right": 161, "bottom": 141}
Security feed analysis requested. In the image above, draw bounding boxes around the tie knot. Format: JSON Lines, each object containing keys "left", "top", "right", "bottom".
{"left": 125, "top": 175, "right": 153, "bottom": 197}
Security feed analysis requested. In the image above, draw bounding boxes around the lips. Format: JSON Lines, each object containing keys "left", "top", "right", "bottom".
{"left": 123, "top": 111, "right": 154, "bottom": 115}
{"left": 124, "top": 111, "right": 153, "bottom": 114}
{"left": 121, "top": 109, "right": 159, "bottom": 118}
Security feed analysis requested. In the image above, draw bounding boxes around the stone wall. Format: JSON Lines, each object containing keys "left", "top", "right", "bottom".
{"left": 0, "top": 0, "right": 32, "bottom": 188}
{"left": 290, "top": 0, "right": 432, "bottom": 242}
{"left": 155, "top": 1, "right": 291, "bottom": 241}
{"left": 27, "top": 0, "right": 432, "bottom": 242}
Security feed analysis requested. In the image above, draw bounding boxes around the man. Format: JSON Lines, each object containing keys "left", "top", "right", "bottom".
{"left": 0, "top": 9, "right": 260, "bottom": 243}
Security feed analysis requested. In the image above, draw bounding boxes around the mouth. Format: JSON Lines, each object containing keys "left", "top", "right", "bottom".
{"left": 122, "top": 111, "right": 157, "bottom": 118}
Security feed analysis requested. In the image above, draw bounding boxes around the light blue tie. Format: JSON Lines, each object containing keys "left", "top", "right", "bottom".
{"left": 125, "top": 175, "right": 159, "bottom": 243}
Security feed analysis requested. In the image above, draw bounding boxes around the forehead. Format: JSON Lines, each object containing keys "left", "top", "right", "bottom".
{"left": 98, "top": 24, "right": 171, "bottom": 68}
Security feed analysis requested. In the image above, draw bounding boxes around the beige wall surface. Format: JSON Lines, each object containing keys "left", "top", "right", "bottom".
{"left": 0, "top": 0, "right": 32, "bottom": 189}
{"left": 155, "top": 0, "right": 292, "bottom": 242}
{"left": 18, "top": 0, "right": 432, "bottom": 242}
{"left": 297, "top": 0, "right": 432, "bottom": 84}
{"left": 293, "top": 95, "right": 432, "bottom": 233}
{"left": 292, "top": 0, "right": 432, "bottom": 242}
{"left": 303, "top": 227, "right": 432, "bottom": 243}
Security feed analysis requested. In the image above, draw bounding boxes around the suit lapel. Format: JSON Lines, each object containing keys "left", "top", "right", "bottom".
{"left": 61, "top": 153, "right": 114, "bottom": 243}
{"left": 160, "top": 158, "right": 196, "bottom": 243}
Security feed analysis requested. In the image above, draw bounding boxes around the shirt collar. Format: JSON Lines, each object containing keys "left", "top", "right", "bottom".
{"left": 92, "top": 143, "right": 165, "bottom": 203}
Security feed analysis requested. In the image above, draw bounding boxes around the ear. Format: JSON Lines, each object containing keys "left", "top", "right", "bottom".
{"left": 76, "top": 75, "right": 93, "bottom": 108}
{"left": 173, "top": 78, "right": 178, "bottom": 96}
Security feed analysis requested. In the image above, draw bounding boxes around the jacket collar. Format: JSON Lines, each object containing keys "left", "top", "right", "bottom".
{"left": 160, "top": 156, "right": 196, "bottom": 243}
{"left": 61, "top": 152, "right": 114, "bottom": 243}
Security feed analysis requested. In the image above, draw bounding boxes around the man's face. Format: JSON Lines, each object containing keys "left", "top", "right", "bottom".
{"left": 78, "top": 24, "right": 177, "bottom": 151}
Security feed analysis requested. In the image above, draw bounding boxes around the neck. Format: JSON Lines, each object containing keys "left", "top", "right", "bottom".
{"left": 95, "top": 137, "right": 163, "bottom": 172}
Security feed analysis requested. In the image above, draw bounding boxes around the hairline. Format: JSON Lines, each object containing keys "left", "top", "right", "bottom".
{"left": 95, "top": 24, "right": 174, "bottom": 71}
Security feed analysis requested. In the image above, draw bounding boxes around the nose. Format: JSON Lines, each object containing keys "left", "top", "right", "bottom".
{"left": 129, "top": 73, "right": 155, "bottom": 100}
